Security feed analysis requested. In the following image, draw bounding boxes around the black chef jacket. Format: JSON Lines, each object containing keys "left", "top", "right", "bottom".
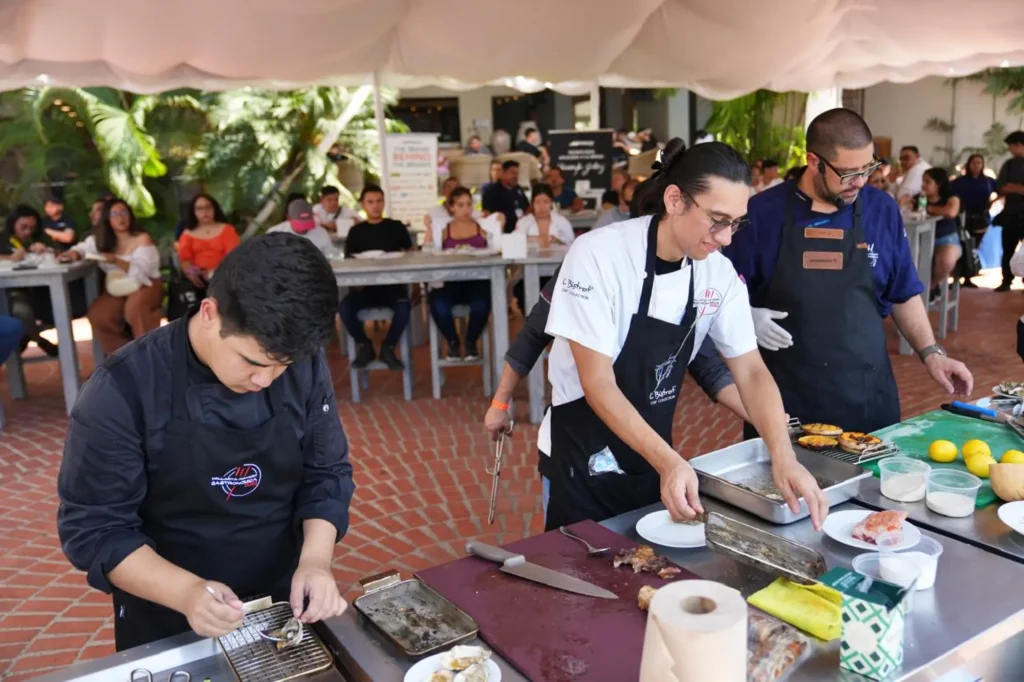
{"left": 56, "top": 322, "right": 355, "bottom": 594}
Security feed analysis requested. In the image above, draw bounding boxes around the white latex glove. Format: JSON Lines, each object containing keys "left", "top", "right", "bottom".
{"left": 751, "top": 307, "right": 793, "bottom": 351}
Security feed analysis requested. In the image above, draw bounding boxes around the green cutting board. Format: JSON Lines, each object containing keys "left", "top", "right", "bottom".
{"left": 866, "top": 410, "right": 1024, "bottom": 508}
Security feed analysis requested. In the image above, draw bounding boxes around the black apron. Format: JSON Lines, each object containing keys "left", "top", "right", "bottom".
{"left": 112, "top": 317, "right": 304, "bottom": 650}
{"left": 545, "top": 217, "right": 697, "bottom": 530}
{"left": 743, "top": 188, "right": 900, "bottom": 440}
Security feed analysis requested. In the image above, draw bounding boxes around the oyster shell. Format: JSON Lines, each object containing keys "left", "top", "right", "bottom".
{"left": 440, "top": 645, "right": 491, "bottom": 671}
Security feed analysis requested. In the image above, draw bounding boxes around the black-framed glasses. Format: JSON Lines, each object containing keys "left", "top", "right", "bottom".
{"left": 814, "top": 152, "right": 882, "bottom": 186}
{"left": 682, "top": 189, "right": 749, "bottom": 235}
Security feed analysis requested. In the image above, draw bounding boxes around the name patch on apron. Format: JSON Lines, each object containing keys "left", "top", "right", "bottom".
{"left": 804, "top": 227, "right": 844, "bottom": 240}
{"left": 856, "top": 242, "right": 868, "bottom": 249}
{"left": 803, "top": 251, "right": 844, "bottom": 270}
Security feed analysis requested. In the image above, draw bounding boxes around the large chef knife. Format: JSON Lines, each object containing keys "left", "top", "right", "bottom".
{"left": 466, "top": 540, "right": 618, "bottom": 599}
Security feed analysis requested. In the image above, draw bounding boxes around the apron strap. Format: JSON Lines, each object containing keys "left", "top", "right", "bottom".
{"left": 170, "top": 315, "right": 190, "bottom": 422}
{"left": 637, "top": 215, "right": 661, "bottom": 314}
{"left": 852, "top": 194, "right": 863, "bottom": 237}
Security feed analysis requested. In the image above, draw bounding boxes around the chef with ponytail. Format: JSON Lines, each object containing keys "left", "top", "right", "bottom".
{"left": 542, "top": 138, "right": 829, "bottom": 531}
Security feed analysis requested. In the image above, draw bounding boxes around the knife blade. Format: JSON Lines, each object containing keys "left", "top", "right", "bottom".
{"left": 466, "top": 540, "right": 618, "bottom": 599}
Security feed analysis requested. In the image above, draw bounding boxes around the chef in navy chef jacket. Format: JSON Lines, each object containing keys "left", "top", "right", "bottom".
{"left": 57, "top": 234, "right": 354, "bottom": 651}
{"left": 542, "top": 141, "right": 829, "bottom": 533}
{"left": 723, "top": 108, "right": 973, "bottom": 438}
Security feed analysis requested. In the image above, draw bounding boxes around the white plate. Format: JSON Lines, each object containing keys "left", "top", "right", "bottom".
{"left": 998, "top": 501, "right": 1024, "bottom": 535}
{"left": 404, "top": 654, "right": 501, "bottom": 682}
{"left": 822, "top": 510, "right": 921, "bottom": 551}
{"left": 353, "top": 250, "right": 404, "bottom": 260}
{"left": 635, "top": 510, "right": 706, "bottom": 548}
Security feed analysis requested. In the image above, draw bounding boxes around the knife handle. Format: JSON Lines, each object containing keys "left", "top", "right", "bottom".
{"left": 952, "top": 400, "right": 997, "bottom": 418}
{"left": 466, "top": 540, "right": 526, "bottom": 567}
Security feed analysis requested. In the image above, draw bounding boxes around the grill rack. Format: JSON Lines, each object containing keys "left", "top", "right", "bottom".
{"left": 787, "top": 417, "right": 899, "bottom": 466}
{"left": 217, "top": 600, "right": 333, "bottom": 682}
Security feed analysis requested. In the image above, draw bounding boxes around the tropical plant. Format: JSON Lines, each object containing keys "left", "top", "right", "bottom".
{"left": 704, "top": 90, "right": 807, "bottom": 169}
{"left": 970, "top": 67, "right": 1024, "bottom": 125}
{"left": 185, "top": 86, "right": 406, "bottom": 232}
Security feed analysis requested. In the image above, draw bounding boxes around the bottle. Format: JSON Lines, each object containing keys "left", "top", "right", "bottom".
{"left": 917, "top": 194, "right": 928, "bottom": 215}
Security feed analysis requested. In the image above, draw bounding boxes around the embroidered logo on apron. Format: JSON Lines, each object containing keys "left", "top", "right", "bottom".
{"left": 866, "top": 243, "right": 879, "bottom": 267}
{"left": 210, "top": 464, "right": 262, "bottom": 500}
{"left": 650, "top": 354, "right": 679, "bottom": 405}
{"left": 694, "top": 287, "right": 723, "bottom": 318}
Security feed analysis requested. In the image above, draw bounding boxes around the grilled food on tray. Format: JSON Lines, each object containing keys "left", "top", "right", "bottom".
{"left": 838, "top": 431, "right": 882, "bottom": 454}
{"left": 613, "top": 545, "right": 682, "bottom": 579}
{"left": 852, "top": 510, "right": 908, "bottom": 544}
{"left": 637, "top": 585, "right": 658, "bottom": 611}
{"left": 801, "top": 423, "right": 843, "bottom": 437}
{"left": 797, "top": 435, "right": 838, "bottom": 451}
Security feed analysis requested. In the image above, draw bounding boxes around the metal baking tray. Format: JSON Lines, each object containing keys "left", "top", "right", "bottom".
{"left": 705, "top": 512, "right": 827, "bottom": 585}
{"left": 353, "top": 570, "right": 479, "bottom": 657}
{"left": 691, "top": 438, "right": 872, "bottom": 524}
{"left": 217, "top": 597, "right": 333, "bottom": 682}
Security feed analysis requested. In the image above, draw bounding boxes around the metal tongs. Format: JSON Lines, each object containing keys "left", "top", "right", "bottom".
{"left": 204, "top": 585, "right": 302, "bottom": 646}
{"left": 486, "top": 418, "right": 514, "bottom": 524}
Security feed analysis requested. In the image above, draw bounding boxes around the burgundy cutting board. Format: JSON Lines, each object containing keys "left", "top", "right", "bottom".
{"left": 415, "top": 520, "right": 699, "bottom": 682}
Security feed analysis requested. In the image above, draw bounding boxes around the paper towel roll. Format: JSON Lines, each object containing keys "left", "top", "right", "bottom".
{"left": 638, "top": 580, "right": 748, "bottom": 682}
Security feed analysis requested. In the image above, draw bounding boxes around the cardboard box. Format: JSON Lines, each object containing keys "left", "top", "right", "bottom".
{"left": 819, "top": 567, "right": 911, "bottom": 680}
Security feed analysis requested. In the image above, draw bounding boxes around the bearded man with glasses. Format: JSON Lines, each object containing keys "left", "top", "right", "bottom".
{"left": 723, "top": 109, "right": 973, "bottom": 439}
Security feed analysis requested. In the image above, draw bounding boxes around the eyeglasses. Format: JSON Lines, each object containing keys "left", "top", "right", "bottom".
{"left": 814, "top": 153, "right": 882, "bottom": 186}
{"left": 110, "top": 209, "right": 130, "bottom": 217}
{"left": 682, "top": 189, "right": 749, "bottom": 235}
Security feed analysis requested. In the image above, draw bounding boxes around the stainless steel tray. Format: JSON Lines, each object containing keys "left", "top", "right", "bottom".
{"left": 691, "top": 438, "right": 872, "bottom": 524}
{"left": 353, "top": 570, "right": 479, "bottom": 657}
{"left": 217, "top": 597, "right": 333, "bottom": 682}
{"left": 705, "top": 512, "right": 827, "bottom": 584}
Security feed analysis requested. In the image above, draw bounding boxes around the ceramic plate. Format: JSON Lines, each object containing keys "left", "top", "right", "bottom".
{"left": 635, "top": 510, "right": 706, "bottom": 549}
{"left": 404, "top": 653, "right": 501, "bottom": 682}
{"left": 352, "top": 250, "right": 385, "bottom": 259}
{"left": 822, "top": 509, "right": 921, "bottom": 551}
{"left": 998, "top": 501, "right": 1024, "bottom": 535}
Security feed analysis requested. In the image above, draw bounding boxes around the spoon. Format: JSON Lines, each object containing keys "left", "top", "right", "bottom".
{"left": 204, "top": 585, "right": 301, "bottom": 645}
{"left": 559, "top": 526, "right": 610, "bottom": 556}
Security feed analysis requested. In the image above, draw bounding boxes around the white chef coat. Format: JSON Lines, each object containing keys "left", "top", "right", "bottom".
{"left": 313, "top": 204, "right": 360, "bottom": 239}
{"left": 544, "top": 215, "right": 757, "bottom": 409}
{"left": 515, "top": 214, "right": 576, "bottom": 246}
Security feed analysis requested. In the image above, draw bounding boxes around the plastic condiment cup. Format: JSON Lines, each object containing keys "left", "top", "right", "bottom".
{"left": 878, "top": 457, "right": 930, "bottom": 502}
{"left": 852, "top": 552, "right": 921, "bottom": 612}
{"left": 926, "top": 470, "right": 982, "bottom": 518}
{"left": 877, "top": 532, "right": 943, "bottom": 591}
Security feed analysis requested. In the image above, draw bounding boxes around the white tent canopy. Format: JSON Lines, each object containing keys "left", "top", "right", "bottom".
{"left": 1, "top": 0, "right": 1022, "bottom": 97}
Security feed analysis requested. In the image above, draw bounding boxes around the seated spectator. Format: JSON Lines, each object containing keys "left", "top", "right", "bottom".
{"left": 547, "top": 166, "right": 583, "bottom": 212}
{"left": 592, "top": 178, "right": 639, "bottom": 229}
{"left": 340, "top": 185, "right": 413, "bottom": 370}
{"left": 919, "top": 167, "right": 962, "bottom": 304}
{"left": 267, "top": 199, "right": 333, "bottom": 253}
{"left": 464, "top": 135, "right": 489, "bottom": 156}
{"left": 611, "top": 129, "right": 631, "bottom": 167}
{"left": 483, "top": 159, "right": 503, "bottom": 193}
{"left": 314, "top": 186, "right": 360, "bottom": 239}
{"left": 611, "top": 168, "right": 631, "bottom": 193}
{"left": 761, "top": 160, "right": 782, "bottom": 190}
{"left": 952, "top": 153, "right": 997, "bottom": 287}
{"left": 177, "top": 194, "right": 240, "bottom": 291}
{"left": 896, "top": 145, "right": 932, "bottom": 207}
{"left": 424, "top": 177, "right": 462, "bottom": 240}
{"left": 1, "top": 205, "right": 59, "bottom": 355}
{"left": 515, "top": 128, "right": 542, "bottom": 159}
{"left": 0, "top": 316, "right": 23, "bottom": 368}
{"left": 42, "top": 193, "right": 77, "bottom": 251}
{"left": 428, "top": 187, "right": 493, "bottom": 360}
{"left": 637, "top": 128, "right": 659, "bottom": 152}
{"left": 515, "top": 185, "right": 575, "bottom": 247}
{"left": 482, "top": 160, "right": 529, "bottom": 233}
{"left": 60, "top": 199, "right": 162, "bottom": 354}
{"left": 599, "top": 190, "right": 619, "bottom": 213}
{"left": 868, "top": 167, "right": 890, "bottom": 192}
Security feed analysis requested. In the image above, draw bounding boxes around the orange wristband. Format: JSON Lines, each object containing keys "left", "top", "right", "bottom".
{"left": 491, "top": 399, "right": 510, "bottom": 411}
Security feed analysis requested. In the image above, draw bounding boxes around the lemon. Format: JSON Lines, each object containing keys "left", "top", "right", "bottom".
{"left": 966, "top": 454, "right": 996, "bottom": 478}
{"left": 928, "top": 440, "right": 958, "bottom": 463}
{"left": 1002, "top": 450, "right": 1024, "bottom": 464}
{"left": 962, "top": 440, "right": 992, "bottom": 460}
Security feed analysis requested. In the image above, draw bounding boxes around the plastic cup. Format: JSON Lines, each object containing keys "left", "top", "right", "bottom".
{"left": 878, "top": 457, "right": 930, "bottom": 502}
{"left": 926, "top": 470, "right": 982, "bottom": 518}
{"left": 877, "top": 532, "right": 943, "bottom": 591}
{"left": 852, "top": 552, "right": 921, "bottom": 612}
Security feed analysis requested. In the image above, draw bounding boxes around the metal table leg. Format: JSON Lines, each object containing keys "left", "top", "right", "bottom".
{"left": 0, "top": 290, "right": 27, "bottom": 400}
{"left": 489, "top": 265, "right": 509, "bottom": 392}
{"left": 523, "top": 264, "right": 545, "bottom": 425}
{"left": 49, "top": 280, "right": 82, "bottom": 415}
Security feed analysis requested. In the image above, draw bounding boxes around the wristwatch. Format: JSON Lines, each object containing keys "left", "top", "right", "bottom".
{"left": 918, "top": 344, "right": 947, "bottom": 362}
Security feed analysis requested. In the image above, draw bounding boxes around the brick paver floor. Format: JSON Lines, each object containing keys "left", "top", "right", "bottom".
{"left": 2, "top": 271, "right": 1023, "bottom": 680}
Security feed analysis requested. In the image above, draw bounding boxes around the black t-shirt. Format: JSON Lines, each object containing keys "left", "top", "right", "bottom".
{"left": 343, "top": 219, "right": 413, "bottom": 257}
{"left": 515, "top": 140, "right": 541, "bottom": 158}
{"left": 42, "top": 216, "right": 76, "bottom": 252}
{"left": 926, "top": 197, "right": 961, "bottom": 239}
{"left": 482, "top": 183, "right": 529, "bottom": 233}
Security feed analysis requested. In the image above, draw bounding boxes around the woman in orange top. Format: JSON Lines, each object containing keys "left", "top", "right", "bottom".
{"left": 177, "top": 194, "right": 240, "bottom": 288}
